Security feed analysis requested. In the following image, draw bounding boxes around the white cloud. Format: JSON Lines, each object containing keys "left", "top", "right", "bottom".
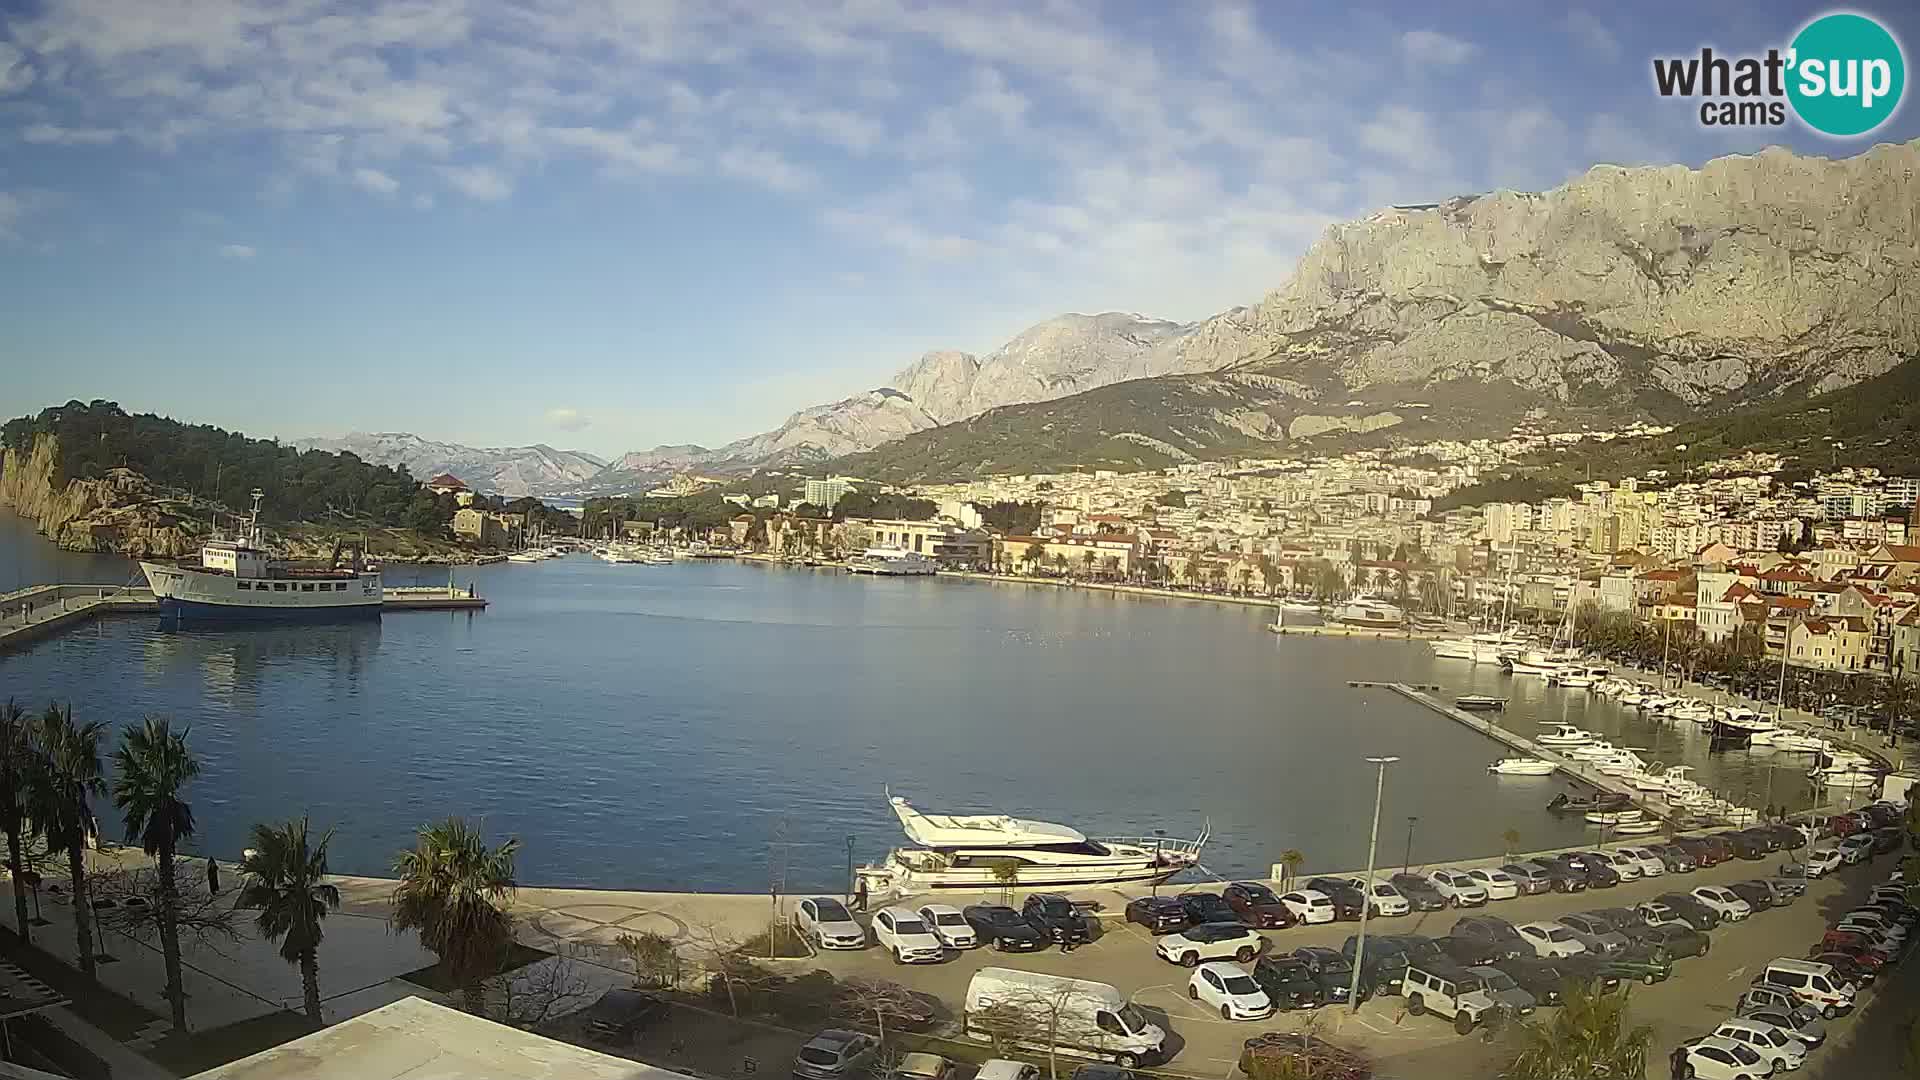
{"left": 0, "top": 43, "right": 36, "bottom": 94}
{"left": 411, "top": 192, "right": 436, "bottom": 210}
{"left": 543, "top": 407, "right": 591, "bottom": 431}
{"left": 0, "top": 193, "right": 22, "bottom": 237}
{"left": 438, "top": 164, "right": 511, "bottom": 201}
{"left": 544, "top": 126, "right": 686, "bottom": 175}
{"left": 1563, "top": 10, "right": 1622, "bottom": 61}
{"left": 23, "top": 122, "right": 121, "bottom": 145}
{"left": 217, "top": 243, "right": 256, "bottom": 258}
{"left": 1399, "top": 30, "right": 1476, "bottom": 67}
{"left": 1359, "top": 105, "right": 1447, "bottom": 169}
{"left": 351, "top": 167, "right": 399, "bottom": 194}
{"left": 718, "top": 145, "right": 815, "bottom": 193}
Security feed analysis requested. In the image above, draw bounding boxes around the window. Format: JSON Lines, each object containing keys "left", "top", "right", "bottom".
{"left": 274, "top": 583, "right": 288, "bottom": 592}
{"left": 301, "top": 583, "right": 315, "bottom": 592}
{"left": 237, "top": 581, "right": 251, "bottom": 590}
{"left": 1095, "top": 1012, "right": 1123, "bottom": 1036}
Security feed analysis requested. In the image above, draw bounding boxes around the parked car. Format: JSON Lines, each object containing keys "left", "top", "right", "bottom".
{"left": 1388, "top": 872, "right": 1450, "bottom": 910}
{"left": 1789, "top": 845, "right": 1844, "bottom": 878}
{"left": 1124, "top": 896, "right": 1191, "bottom": 934}
{"left": 1739, "top": 827, "right": 1784, "bottom": 854}
{"left": 1551, "top": 954, "right": 1624, "bottom": 994}
{"left": 975, "top": 1061, "right": 1042, "bottom": 1080}
{"left": 1175, "top": 891, "right": 1238, "bottom": 927}
{"left": 1187, "top": 961, "right": 1274, "bottom": 1021}
{"left": 1342, "top": 935, "right": 1411, "bottom": 994}
{"left": 1436, "top": 933, "right": 1500, "bottom": 967}
{"left": 1718, "top": 831, "right": 1767, "bottom": 861}
{"left": 1154, "top": 922, "right": 1265, "bottom": 966}
{"left": 1279, "top": 889, "right": 1338, "bottom": 925}
{"left": 1735, "top": 985, "right": 1829, "bottom": 1046}
{"left": 1302, "top": 878, "right": 1368, "bottom": 921}
{"left": 1342, "top": 876, "right": 1412, "bottom": 917}
{"left": 796, "top": 897, "right": 869, "bottom": 951}
{"left": 1450, "top": 916, "right": 1528, "bottom": 960}
{"left": 916, "top": 904, "right": 979, "bottom": 949}
{"left": 1567, "top": 853, "right": 1622, "bottom": 889}
{"left": 1554, "top": 912, "right": 1629, "bottom": 955}
{"left": 1837, "top": 909, "right": 1907, "bottom": 944}
{"left": 1710, "top": 1019, "right": 1807, "bottom": 1073}
{"left": 1612, "top": 846, "right": 1666, "bottom": 878}
{"left": 1690, "top": 886, "right": 1753, "bottom": 922}
{"left": 794, "top": 1029, "right": 880, "bottom": 1080}
{"left": 1723, "top": 880, "right": 1777, "bottom": 913}
{"left": 1762, "top": 823, "right": 1808, "bottom": 852}
{"left": 1400, "top": 961, "right": 1499, "bottom": 1035}
{"left": 1806, "top": 950, "right": 1878, "bottom": 988}
{"left": 1291, "top": 946, "right": 1371, "bottom": 1005}
{"left": 1675, "top": 1035, "right": 1771, "bottom": 1080}
{"left": 1463, "top": 964, "right": 1536, "bottom": 1016}
{"left": 1464, "top": 867, "right": 1520, "bottom": 900}
{"left": 1516, "top": 920, "right": 1588, "bottom": 959}
{"left": 1250, "top": 956, "right": 1326, "bottom": 1011}
{"left": 872, "top": 906, "right": 946, "bottom": 963}
{"left": 1634, "top": 899, "right": 1693, "bottom": 931}
{"left": 1223, "top": 881, "right": 1296, "bottom": 928}
{"left": 1673, "top": 836, "right": 1726, "bottom": 868}
{"left": 1523, "top": 857, "right": 1589, "bottom": 893}
{"left": 1817, "top": 929, "right": 1893, "bottom": 967}
{"left": 1836, "top": 834, "right": 1875, "bottom": 864}
{"left": 1654, "top": 891, "right": 1723, "bottom": 931}
{"left": 1759, "top": 957, "right": 1858, "bottom": 1019}
{"left": 1491, "top": 957, "right": 1572, "bottom": 1006}
{"left": 963, "top": 904, "right": 1046, "bottom": 952}
{"left": 1636, "top": 923, "right": 1711, "bottom": 961}
{"left": 1023, "top": 894, "right": 1092, "bottom": 946}
{"left": 1498, "top": 862, "right": 1555, "bottom": 895}
{"left": 1646, "top": 843, "right": 1698, "bottom": 873}
{"left": 1588, "top": 850, "right": 1643, "bottom": 881}
{"left": 582, "top": 988, "right": 668, "bottom": 1044}
{"left": 1425, "top": 869, "right": 1489, "bottom": 907}
{"left": 1755, "top": 878, "right": 1803, "bottom": 906}
{"left": 1596, "top": 951, "right": 1671, "bottom": 986}
{"left": 1738, "top": 1007, "right": 1827, "bottom": 1050}
{"left": 894, "top": 1055, "right": 953, "bottom": 1080}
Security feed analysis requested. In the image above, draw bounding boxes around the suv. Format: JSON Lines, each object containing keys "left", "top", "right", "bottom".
{"left": 1566, "top": 853, "right": 1621, "bottom": 889}
{"left": 1303, "top": 878, "right": 1368, "bottom": 920}
{"left": 1223, "top": 882, "right": 1296, "bottom": 928}
{"left": 1176, "top": 891, "right": 1238, "bottom": 927}
{"left": 963, "top": 904, "right": 1046, "bottom": 952}
{"left": 1498, "top": 862, "right": 1555, "bottom": 895}
{"left": 1651, "top": 892, "right": 1721, "bottom": 931}
{"left": 1124, "top": 896, "right": 1190, "bottom": 934}
{"left": 872, "top": 907, "right": 946, "bottom": 963}
{"left": 796, "top": 897, "right": 868, "bottom": 950}
{"left": 1344, "top": 935, "right": 1412, "bottom": 994}
{"left": 1492, "top": 957, "right": 1572, "bottom": 1006}
{"left": 1527, "top": 856, "right": 1590, "bottom": 892}
{"left": 582, "top": 988, "right": 668, "bottom": 1044}
{"left": 1250, "top": 956, "right": 1325, "bottom": 1011}
{"left": 1464, "top": 964, "right": 1536, "bottom": 1016}
{"left": 1154, "top": 921, "right": 1264, "bottom": 966}
{"left": 1646, "top": 843, "right": 1697, "bottom": 873}
{"left": 1425, "top": 869, "right": 1489, "bottom": 907}
{"left": 1023, "top": 894, "right": 1092, "bottom": 945}
{"left": 1401, "top": 962, "right": 1499, "bottom": 1035}
{"left": 794, "top": 1029, "right": 880, "bottom": 1080}
{"left": 1451, "top": 916, "right": 1529, "bottom": 960}
{"left": 1554, "top": 912, "right": 1629, "bottom": 955}
{"left": 1291, "top": 946, "right": 1371, "bottom": 1005}
{"left": 1672, "top": 836, "right": 1725, "bottom": 868}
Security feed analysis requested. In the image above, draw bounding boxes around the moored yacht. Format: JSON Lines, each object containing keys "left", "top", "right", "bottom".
{"left": 1488, "top": 757, "right": 1557, "bottom": 776}
{"left": 854, "top": 795, "right": 1209, "bottom": 897}
{"left": 1537, "top": 724, "right": 1598, "bottom": 746}
{"left": 848, "top": 548, "right": 939, "bottom": 576}
{"left": 1330, "top": 597, "right": 1405, "bottom": 629}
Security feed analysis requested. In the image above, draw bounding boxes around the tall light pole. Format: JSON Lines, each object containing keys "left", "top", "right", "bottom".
{"left": 1350, "top": 755, "right": 1400, "bottom": 1012}
{"left": 1403, "top": 816, "right": 1419, "bottom": 873}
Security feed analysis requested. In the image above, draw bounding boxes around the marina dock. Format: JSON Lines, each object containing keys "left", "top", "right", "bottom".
{"left": 0, "top": 581, "right": 487, "bottom": 654}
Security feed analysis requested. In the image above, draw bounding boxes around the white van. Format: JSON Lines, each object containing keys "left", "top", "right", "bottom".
{"left": 1760, "top": 958, "right": 1856, "bottom": 1019}
{"left": 964, "top": 968, "right": 1166, "bottom": 1067}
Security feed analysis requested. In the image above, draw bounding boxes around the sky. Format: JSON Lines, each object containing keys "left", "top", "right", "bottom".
{"left": 2, "top": 1, "right": 1917, "bottom": 460}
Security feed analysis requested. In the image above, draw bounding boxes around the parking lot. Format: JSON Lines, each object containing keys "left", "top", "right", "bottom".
{"left": 778, "top": 848, "right": 1909, "bottom": 1078}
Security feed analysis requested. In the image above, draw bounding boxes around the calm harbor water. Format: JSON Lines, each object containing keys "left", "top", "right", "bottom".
{"left": 0, "top": 514, "right": 1818, "bottom": 892}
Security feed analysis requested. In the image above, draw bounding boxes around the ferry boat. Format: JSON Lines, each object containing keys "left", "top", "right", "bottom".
{"left": 847, "top": 547, "right": 938, "bottom": 576}
{"left": 854, "top": 794, "right": 1208, "bottom": 897}
{"left": 139, "top": 490, "right": 381, "bottom": 620}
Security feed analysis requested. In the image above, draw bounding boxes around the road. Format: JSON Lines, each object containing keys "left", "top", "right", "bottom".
{"left": 790, "top": 847, "right": 1908, "bottom": 1079}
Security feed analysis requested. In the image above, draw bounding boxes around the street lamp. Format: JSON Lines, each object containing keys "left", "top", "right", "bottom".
{"left": 1349, "top": 756, "right": 1400, "bottom": 1012}
{"left": 1403, "top": 816, "right": 1419, "bottom": 873}
{"left": 1151, "top": 829, "right": 1166, "bottom": 898}
{"left": 844, "top": 835, "right": 856, "bottom": 905}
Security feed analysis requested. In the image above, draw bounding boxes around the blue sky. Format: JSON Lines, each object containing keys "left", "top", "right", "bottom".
{"left": 2, "top": 1, "right": 1916, "bottom": 460}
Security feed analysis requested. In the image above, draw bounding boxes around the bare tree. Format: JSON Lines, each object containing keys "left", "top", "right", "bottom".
{"left": 833, "top": 977, "right": 928, "bottom": 1049}
{"left": 966, "top": 980, "right": 1112, "bottom": 1080}
{"left": 614, "top": 930, "right": 682, "bottom": 989}
{"left": 686, "top": 920, "right": 776, "bottom": 1017}
{"left": 483, "top": 947, "right": 595, "bottom": 1029}
{"left": 90, "top": 865, "right": 241, "bottom": 957}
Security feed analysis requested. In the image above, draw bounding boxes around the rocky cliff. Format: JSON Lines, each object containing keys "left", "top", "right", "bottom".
{"left": 840, "top": 139, "right": 1920, "bottom": 481}
{"left": 0, "top": 434, "right": 199, "bottom": 557}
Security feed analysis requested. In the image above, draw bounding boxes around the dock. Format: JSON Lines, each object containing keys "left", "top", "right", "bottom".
{"left": 0, "top": 582, "right": 487, "bottom": 654}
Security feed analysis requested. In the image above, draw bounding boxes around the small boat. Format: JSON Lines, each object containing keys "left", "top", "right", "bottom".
{"left": 1456, "top": 695, "right": 1506, "bottom": 711}
{"left": 1584, "top": 809, "right": 1644, "bottom": 824}
{"left": 1610, "top": 820, "right": 1662, "bottom": 835}
{"left": 1537, "top": 724, "right": 1598, "bottom": 746}
{"left": 1488, "top": 757, "right": 1556, "bottom": 776}
{"left": 1547, "top": 791, "right": 1632, "bottom": 814}
{"left": 507, "top": 551, "right": 543, "bottom": 563}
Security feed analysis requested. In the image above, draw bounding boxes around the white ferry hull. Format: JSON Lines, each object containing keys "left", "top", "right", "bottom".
{"left": 141, "top": 563, "right": 381, "bottom": 620}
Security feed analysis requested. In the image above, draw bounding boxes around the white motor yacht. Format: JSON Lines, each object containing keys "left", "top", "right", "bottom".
{"left": 854, "top": 795, "right": 1208, "bottom": 897}
{"left": 1769, "top": 729, "right": 1831, "bottom": 754}
{"left": 1584, "top": 809, "right": 1643, "bottom": 824}
{"left": 1567, "top": 740, "right": 1623, "bottom": 760}
{"left": 1488, "top": 758, "right": 1557, "bottom": 776}
{"left": 1537, "top": 724, "right": 1598, "bottom": 746}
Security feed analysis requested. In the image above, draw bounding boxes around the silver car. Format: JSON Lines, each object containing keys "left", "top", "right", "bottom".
{"left": 1555, "top": 912, "right": 1629, "bottom": 955}
{"left": 1465, "top": 965, "right": 1536, "bottom": 1016}
{"left": 795, "top": 896, "right": 868, "bottom": 950}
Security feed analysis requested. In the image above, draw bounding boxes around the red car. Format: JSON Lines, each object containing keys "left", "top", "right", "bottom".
{"left": 1814, "top": 932, "right": 1889, "bottom": 970}
{"left": 1826, "top": 814, "right": 1862, "bottom": 837}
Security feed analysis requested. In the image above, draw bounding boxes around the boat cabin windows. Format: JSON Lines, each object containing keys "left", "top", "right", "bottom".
{"left": 300, "top": 584, "right": 315, "bottom": 592}
{"left": 949, "top": 855, "right": 1036, "bottom": 868}
{"left": 273, "top": 583, "right": 289, "bottom": 592}
{"left": 237, "top": 581, "right": 251, "bottom": 590}
{"left": 1028, "top": 841, "right": 1112, "bottom": 857}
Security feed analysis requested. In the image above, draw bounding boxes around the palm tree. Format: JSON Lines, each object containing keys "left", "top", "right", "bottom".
{"left": 1277, "top": 849, "right": 1304, "bottom": 890}
{"left": 111, "top": 717, "right": 200, "bottom": 1030}
{"left": 0, "top": 700, "right": 39, "bottom": 942}
{"left": 238, "top": 818, "right": 340, "bottom": 1023}
{"left": 1503, "top": 981, "right": 1652, "bottom": 1079}
{"left": 390, "top": 817, "right": 520, "bottom": 1014}
{"left": 1502, "top": 828, "right": 1521, "bottom": 858}
{"left": 1023, "top": 543, "right": 1047, "bottom": 573}
{"left": 30, "top": 704, "right": 108, "bottom": 978}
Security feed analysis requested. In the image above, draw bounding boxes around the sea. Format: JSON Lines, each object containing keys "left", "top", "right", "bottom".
{"left": 0, "top": 512, "right": 1825, "bottom": 893}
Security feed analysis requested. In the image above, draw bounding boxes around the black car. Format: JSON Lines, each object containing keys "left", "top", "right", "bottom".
{"left": 1450, "top": 916, "right": 1529, "bottom": 961}
{"left": 1762, "top": 823, "right": 1807, "bottom": 852}
{"left": 1124, "top": 896, "right": 1190, "bottom": 934}
{"left": 1303, "top": 878, "right": 1367, "bottom": 921}
{"left": 962, "top": 904, "right": 1046, "bottom": 951}
{"left": 1871, "top": 826, "right": 1904, "bottom": 854}
{"left": 1567, "top": 853, "right": 1621, "bottom": 889}
{"left": 582, "top": 988, "right": 669, "bottom": 1043}
{"left": 1530, "top": 856, "right": 1591, "bottom": 893}
{"left": 1719, "top": 831, "right": 1767, "bottom": 861}
{"left": 1250, "top": 956, "right": 1325, "bottom": 1010}
{"left": 1291, "top": 946, "right": 1371, "bottom": 1004}
{"left": 1176, "top": 891, "right": 1238, "bottom": 927}
{"left": 1551, "top": 954, "right": 1624, "bottom": 994}
{"left": 1736, "top": 827, "right": 1782, "bottom": 855}
{"left": 1653, "top": 892, "right": 1721, "bottom": 932}
{"left": 1635, "top": 923, "right": 1710, "bottom": 960}
{"left": 1023, "top": 893, "right": 1091, "bottom": 945}
{"left": 1223, "top": 881, "right": 1296, "bottom": 928}
{"left": 1436, "top": 933, "right": 1500, "bottom": 967}
{"left": 1388, "top": 872, "right": 1449, "bottom": 910}
{"left": 1492, "top": 957, "right": 1572, "bottom": 1006}
{"left": 1725, "top": 880, "right": 1777, "bottom": 912}
{"left": 1345, "top": 934, "right": 1413, "bottom": 993}
{"left": 793, "top": 1029, "right": 880, "bottom": 1080}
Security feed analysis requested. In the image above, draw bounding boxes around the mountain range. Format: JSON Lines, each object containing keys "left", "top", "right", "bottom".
{"left": 294, "top": 432, "right": 606, "bottom": 497}
{"left": 315, "top": 138, "right": 1920, "bottom": 494}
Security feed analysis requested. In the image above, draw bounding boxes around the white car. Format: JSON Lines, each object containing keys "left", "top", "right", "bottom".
{"left": 870, "top": 906, "right": 945, "bottom": 963}
{"left": 795, "top": 896, "right": 867, "bottom": 950}
{"left": 1680, "top": 1036, "right": 1773, "bottom": 1080}
{"left": 1836, "top": 835, "right": 1874, "bottom": 864}
{"left": 1155, "top": 921, "right": 1266, "bottom": 966}
{"left": 1187, "top": 960, "right": 1275, "bottom": 1021}
{"left": 1464, "top": 867, "right": 1520, "bottom": 900}
{"left": 1614, "top": 846, "right": 1666, "bottom": 878}
{"left": 1691, "top": 886, "right": 1753, "bottom": 922}
{"left": 1802, "top": 846, "right": 1843, "bottom": 876}
{"left": 1279, "top": 889, "right": 1337, "bottom": 925}
{"left": 1839, "top": 909, "right": 1907, "bottom": 943}
{"left": 916, "top": 904, "right": 978, "bottom": 949}
{"left": 1516, "top": 920, "right": 1589, "bottom": 959}
{"left": 1426, "top": 869, "right": 1489, "bottom": 907}
{"left": 1712, "top": 1018, "right": 1807, "bottom": 1073}
{"left": 974, "top": 1062, "right": 1040, "bottom": 1080}
{"left": 1591, "top": 850, "right": 1642, "bottom": 881}
{"left": 1344, "top": 877, "right": 1411, "bottom": 916}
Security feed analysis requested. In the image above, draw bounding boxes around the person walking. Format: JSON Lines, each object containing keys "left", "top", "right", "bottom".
{"left": 1670, "top": 1045, "right": 1689, "bottom": 1080}
{"left": 852, "top": 877, "right": 867, "bottom": 914}
{"left": 205, "top": 857, "right": 221, "bottom": 896}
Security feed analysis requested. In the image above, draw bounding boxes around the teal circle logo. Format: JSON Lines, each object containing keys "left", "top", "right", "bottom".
{"left": 1788, "top": 13, "right": 1905, "bottom": 136}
